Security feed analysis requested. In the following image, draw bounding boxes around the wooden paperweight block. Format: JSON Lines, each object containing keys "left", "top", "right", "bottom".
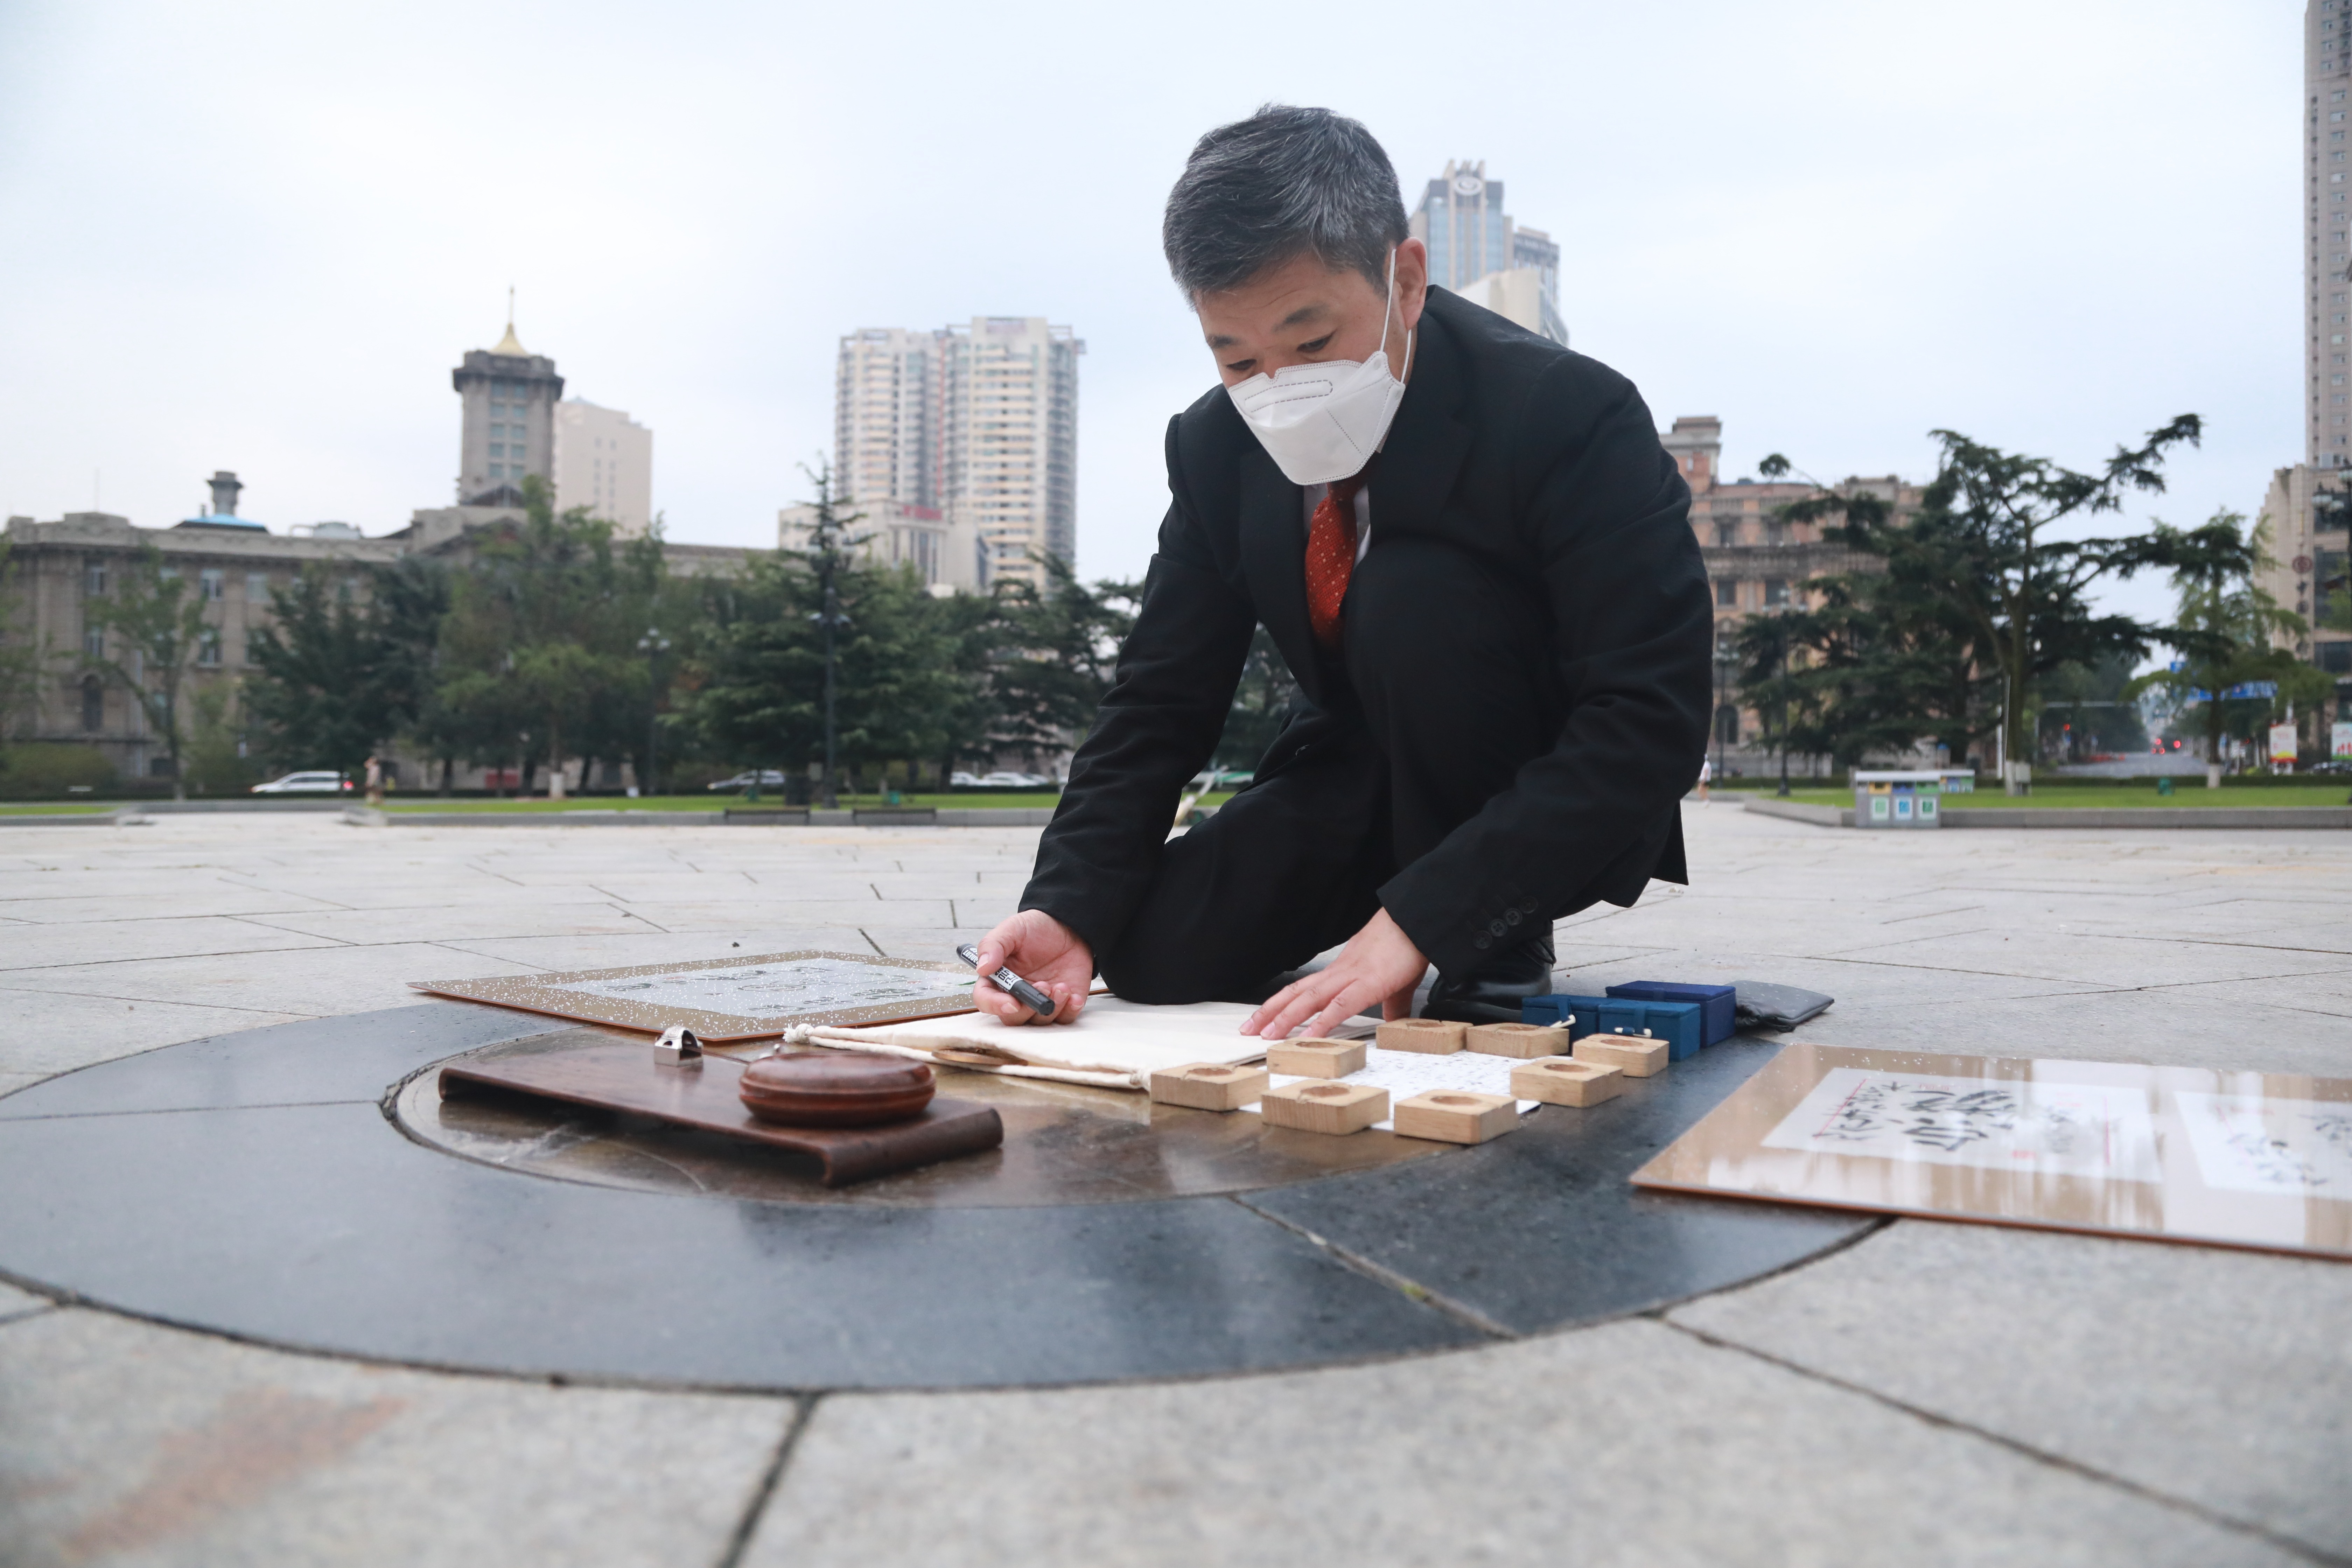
{"left": 1573, "top": 1033, "right": 1669, "bottom": 1078}
{"left": 1148, "top": 1062, "right": 1269, "bottom": 1112}
{"left": 1392, "top": 1090, "right": 1519, "bottom": 1144}
{"left": 1261, "top": 1080, "right": 1390, "bottom": 1135}
{"left": 1266, "top": 1037, "right": 1368, "bottom": 1078}
{"left": 1464, "top": 1021, "right": 1570, "bottom": 1059}
{"left": 1510, "top": 1057, "right": 1623, "bottom": 1107}
{"left": 1376, "top": 1018, "right": 1466, "bottom": 1055}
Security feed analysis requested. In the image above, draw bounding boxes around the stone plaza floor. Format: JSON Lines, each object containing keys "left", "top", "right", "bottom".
{"left": 0, "top": 805, "right": 2347, "bottom": 1566}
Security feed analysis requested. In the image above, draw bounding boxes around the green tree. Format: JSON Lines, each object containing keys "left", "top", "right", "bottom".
{"left": 1759, "top": 418, "right": 2207, "bottom": 793}
{"left": 81, "top": 545, "right": 208, "bottom": 798}
{"left": 1213, "top": 625, "right": 1300, "bottom": 772}
{"left": 2129, "top": 508, "right": 2331, "bottom": 783}
{"left": 244, "top": 566, "right": 414, "bottom": 779}
{"left": 691, "top": 468, "right": 999, "bottom": 799}
{"left": 431, "top": 479, "right": 643, "bottom": 796}
{"left": 182, "top": 680, "right": 260, "bottom": 794}
{"left": 989, "top": 552, "right": 1139, "bottom": 766}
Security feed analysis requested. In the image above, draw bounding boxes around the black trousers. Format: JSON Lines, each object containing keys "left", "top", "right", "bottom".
{"left": 1098, "top": 537, "right": 1652, "bottom": 1004}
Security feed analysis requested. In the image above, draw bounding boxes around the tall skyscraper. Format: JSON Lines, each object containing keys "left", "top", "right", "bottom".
{"left": 828, "top": 315, "right": 1081, "bottom": 591}
{"left": 553, "top": 399, "right": 655, "bottom": 536}
{"left": 1408, "top": 160, "right": 1568, "bottom": 346}
{"left": 2311, "top": 3, "right": 2352, "bottom": 467}
{"left": 836, "top": 327, "right": 946, "bottom": 512}
{"left": 944, "top": 316, "right": 1081, "bottom": 592}
{"left": 453, "top": 318, "right": 562, "bottom": 503}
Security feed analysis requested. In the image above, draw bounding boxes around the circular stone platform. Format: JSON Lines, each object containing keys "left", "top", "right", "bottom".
{"left": 0, "top": 1003, "right": 1873, "bottom": 1391}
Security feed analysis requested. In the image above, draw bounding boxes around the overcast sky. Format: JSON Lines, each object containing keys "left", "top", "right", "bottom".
{"left": 0, "top": 1, "right": 2298, "bottom": 631}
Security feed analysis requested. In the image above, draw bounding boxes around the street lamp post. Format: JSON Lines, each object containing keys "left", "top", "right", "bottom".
{"left": 636, "top": 629, "right": 671, "bottom": 798}
{"left": 1712, "top": 637, "right": 1733, "bottom": 788}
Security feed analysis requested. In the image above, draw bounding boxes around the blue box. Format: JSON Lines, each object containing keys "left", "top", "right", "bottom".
{"left": 1605, "top": 981, "right": 1737, "bottom": 1047}
{"left": 1521, "top": 994, "right": 1606, "bottom": 1036}
{"left": 1594, "top": 998, "right": 1702, "bottom": 1060}
{"left": 1520, "top": 995, "right": 1702, "bottom": 1060}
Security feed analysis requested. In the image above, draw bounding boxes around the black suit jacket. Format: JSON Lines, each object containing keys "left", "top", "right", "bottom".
{"left": 1020, "top": 288, "right": 1714, "bottom": 980}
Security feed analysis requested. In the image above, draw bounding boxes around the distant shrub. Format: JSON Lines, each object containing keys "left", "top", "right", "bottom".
{"left": 0, "top": 743, "right": 117, "bottom": 798}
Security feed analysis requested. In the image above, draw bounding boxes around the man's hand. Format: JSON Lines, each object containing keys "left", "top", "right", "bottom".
{"left": 1242, "top": 907, "right": 1427, "bottom": 1041}
{"left": 971, "top": 910, "right": 1094, "bottom": 1026}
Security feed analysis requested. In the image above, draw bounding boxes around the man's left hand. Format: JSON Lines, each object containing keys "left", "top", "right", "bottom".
{"left": 1242, "top": 907, "right": 1428, "bottom": 1041}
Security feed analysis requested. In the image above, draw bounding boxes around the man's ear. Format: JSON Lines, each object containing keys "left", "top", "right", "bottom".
{"left": 1394, "top": 236, "right": 1431, "bottom": 333}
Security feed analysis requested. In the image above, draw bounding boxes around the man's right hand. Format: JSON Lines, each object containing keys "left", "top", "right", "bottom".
{"left": 971, "top": 910, "right": 1094, "bottom": 1026}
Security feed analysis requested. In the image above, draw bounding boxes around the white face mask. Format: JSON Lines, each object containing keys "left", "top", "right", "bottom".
{"left": 1224, "top": 248, "right": 1413, "bottom": 486}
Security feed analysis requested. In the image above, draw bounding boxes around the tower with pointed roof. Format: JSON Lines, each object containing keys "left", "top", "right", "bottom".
{"left": 451, "top": 302, "right": 564, "bottom": 504}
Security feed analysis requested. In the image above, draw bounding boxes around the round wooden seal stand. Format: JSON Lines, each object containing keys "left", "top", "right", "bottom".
{"left": 739, "top": 1052, "right": 936, "bottom": 1127}
{"left": 437, "top": 1028, "right": 999, "bottom": 1186}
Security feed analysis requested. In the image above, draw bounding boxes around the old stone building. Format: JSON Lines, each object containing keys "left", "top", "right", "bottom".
{"left": 3, "top": 490, "right": 405, "bottom": 782}
{"left": 3, "top": 474, "right": 752, "bottom": 790}
{"left": 1662, "top": 415, "right": 1926, "bottom": 777}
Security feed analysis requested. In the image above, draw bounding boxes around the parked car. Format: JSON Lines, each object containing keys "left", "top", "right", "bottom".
{"left": 251, "top": 771, "right": 350, "bottom": 794}
{"left": 949, "top": 771, "right": 982, "bottom": 787}
{"left": 707, "top": 770, "right": 791, "bottom": 791}
{"left": 977, "top": 771, "right": 1051, "bottom": 788}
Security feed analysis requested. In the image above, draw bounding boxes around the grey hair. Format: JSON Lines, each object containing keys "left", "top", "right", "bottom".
{"left": 1162, "top": 105, "right": 1407, "bottom": 300}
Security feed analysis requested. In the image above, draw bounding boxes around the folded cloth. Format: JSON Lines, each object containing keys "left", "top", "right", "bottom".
{"left": 1732, "top": 982, "right": 1834, "bottom": 1032}
{"left": 785, "top": 997, "right": 1344, "bottom": 1091}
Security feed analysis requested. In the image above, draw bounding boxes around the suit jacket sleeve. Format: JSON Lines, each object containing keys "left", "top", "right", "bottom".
{"left": 1017, "top": 416, "right": 1258, "bottom": 961}
{"left": 1377, "top": 357, "right": 1712, "bottom": 980}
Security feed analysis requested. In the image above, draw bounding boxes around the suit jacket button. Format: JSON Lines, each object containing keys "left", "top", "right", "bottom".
{"left": 1489, "top": 919, "right": 1507, "bottom": 936}
{"left": 1520, "top": 899, "right": 1538, "bottom": 913}
{"left": 1504, "top": 909, "right": 1521, "bottom": 926}
{"left": 1473, "top": 935, "right": 1492, "bottom": 951}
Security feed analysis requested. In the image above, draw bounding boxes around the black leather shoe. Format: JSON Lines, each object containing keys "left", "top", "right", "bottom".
{"left": 1422, "top": 932, "right": 1559, "bottom": 1025}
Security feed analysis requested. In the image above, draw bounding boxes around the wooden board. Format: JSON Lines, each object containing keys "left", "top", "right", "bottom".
{"left": 411, "top": 950, "right": 983, "bottom": 1042}
{"left": 438, "top": 1043, "right": 1002, "bottom": 1187}
{"left": 1630, "top": 1043, "right": 2352, "bottom": 1261}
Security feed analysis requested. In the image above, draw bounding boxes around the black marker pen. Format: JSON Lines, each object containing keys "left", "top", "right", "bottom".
{"left": 955, "top": 943, "right": 1057, "bottom": 1019}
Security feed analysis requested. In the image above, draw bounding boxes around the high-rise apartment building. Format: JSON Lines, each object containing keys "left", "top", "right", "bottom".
{"left": 2311, "top": 4, "right": 2352, "bottom": 466}
{"left": 452, "top": 321, "right": 563, "bottom": 504}
{"left": 944, "top": 316, "right": 1081, "bottom": 592}
{"left": 1408, "top": 160, "right": 1568, "bottom": 345}
{"left": 552, "top": 399, "right": 654, "bottom": 536}
{"left": 837, "top": 328, "right": 946, "bottom": 513}
{"left": 828, "top": 315, "right": 1081, "bottom": 592}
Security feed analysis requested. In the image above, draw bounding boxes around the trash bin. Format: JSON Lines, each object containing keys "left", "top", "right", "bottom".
{"left": 1852, "top": 770, "right": 1945, "bottom": 828}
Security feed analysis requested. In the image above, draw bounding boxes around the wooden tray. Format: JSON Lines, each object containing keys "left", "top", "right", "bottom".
{"left": 439, "top": 1044, "right": 1003, "bottom": 1187}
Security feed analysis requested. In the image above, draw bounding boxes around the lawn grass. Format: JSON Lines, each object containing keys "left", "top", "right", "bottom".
{"left": 1729, "top": 785, "right": 2352, "bottom": 810}
{"left": 0, "top": 801, "right": 115, "bottom": 815}
{"left": 376, "top": 792, "right": 1070, "bottom": 813}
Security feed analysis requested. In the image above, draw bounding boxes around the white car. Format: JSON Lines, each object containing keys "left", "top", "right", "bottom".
{"left": 949, "top": 771, "right": 982, "bottom": 787}
{"left": 978, "top": 771, "right": 1050, "bottom": 788}
{"left": 707, "top": 770, "right": 791, "bottom": 791}
{"left": 251, "top": 771, "right": 351, "bottom": 794}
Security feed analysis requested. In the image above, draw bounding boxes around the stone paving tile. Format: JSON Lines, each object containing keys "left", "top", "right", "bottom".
{"left": 0, "top": 943, "right": 523, "bottom": 1019}
{"left": 747, "top": 1318, "right": 2295, "bottom": 1568}
{"left": 1812, "top": 929, "right": 2349, "bottom": 989}
{"left": 0, "top": 916, "right": 347, "bottom": 973}
{"left": 1815, "top": 985, "right": 2352, "bottom": 1075}
{"left": 0, "top": 1308, "right": 793, "bottom": 1568}
{"left": 2178, "top": 966, "right": 2352, "bottom": 1022}
{"left": 0, "top": 991, "right": 308, "bottom": 1079}
{"left": 1669, "top": 1219, "right": 2352, "bottom": 1560}
{"left": 231, "top": 902, "right": 685, "bottom": 945}
{"left": 0, "top": 887, "right": 352, "bottom": 924}
{"left": 0, "top": 1281, "right": 52, "bottom": 1321}
{"left": 429, "top": 927, "right": 884, "bottom": 970}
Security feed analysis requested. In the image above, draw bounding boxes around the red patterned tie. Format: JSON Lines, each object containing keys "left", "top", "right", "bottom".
{"left": 1305, "top": 473, "right": 1367, "bottom": 650}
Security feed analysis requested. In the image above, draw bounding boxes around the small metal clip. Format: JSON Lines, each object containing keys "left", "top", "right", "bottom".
{"left": 654, "top": 1026, "right": 704, "bottom": 1068}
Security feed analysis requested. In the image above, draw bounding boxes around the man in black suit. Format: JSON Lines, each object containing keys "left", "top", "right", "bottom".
{"left": 971, "top": 105, "right": 1711, "bottom": 1040}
